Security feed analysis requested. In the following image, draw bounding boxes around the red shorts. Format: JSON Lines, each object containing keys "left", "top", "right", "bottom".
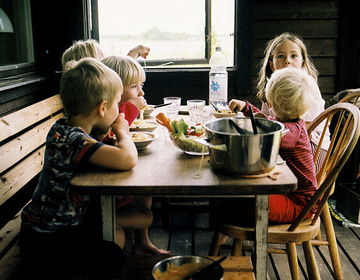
{"left": 268, "top": 194, "right": 314, "bottom": 223}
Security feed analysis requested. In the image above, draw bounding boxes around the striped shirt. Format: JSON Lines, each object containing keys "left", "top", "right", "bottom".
{"left": 244, "top": 102, "right": 318, "bottom": 205}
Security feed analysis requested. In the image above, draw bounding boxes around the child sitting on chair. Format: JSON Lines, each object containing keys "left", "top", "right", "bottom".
{"left": 101, "top": 55, "right": 170, "bottom": 256}
{"left": 20, "top": 58, "right": 138, "bottom": 279}
{"left": 222, "top": 67, "right": 319, "bottom": 225}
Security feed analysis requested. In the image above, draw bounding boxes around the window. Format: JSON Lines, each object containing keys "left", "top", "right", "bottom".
{"left": 0, "top": 0, "right": 34, "bottom": 67}
{"left": 97, "top": 0, "right": 234, "bottom": 67}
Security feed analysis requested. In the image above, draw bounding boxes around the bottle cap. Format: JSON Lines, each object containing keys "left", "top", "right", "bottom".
{"left": 215, "top": 47, "right": 222, "bottom": 52}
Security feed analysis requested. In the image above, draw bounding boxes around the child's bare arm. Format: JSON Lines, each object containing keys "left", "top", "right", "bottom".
{"left": 127, "top": 45, "right": 150, "bottom": 59}
{"left": 88, "top": 113, "right": 138, "bottom": 170}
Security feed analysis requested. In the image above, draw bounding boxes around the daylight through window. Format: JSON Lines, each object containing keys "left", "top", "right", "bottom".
{"left": 98, "top": 0, "right": 234, "bottom": 67}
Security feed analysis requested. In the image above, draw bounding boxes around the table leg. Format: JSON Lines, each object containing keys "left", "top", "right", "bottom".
{"left": 101, "top": 195, "right": 116, "bottom": 242}
{"left": 254, "top": 194, "right": 269, "bottom": 280}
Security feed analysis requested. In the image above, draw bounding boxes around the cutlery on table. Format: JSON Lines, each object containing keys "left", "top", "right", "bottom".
{"left": 154, "top": 103, "right": 172, "bottom": 108}
{"left": 209, "top": 99, "right": 221, "bottom": 113}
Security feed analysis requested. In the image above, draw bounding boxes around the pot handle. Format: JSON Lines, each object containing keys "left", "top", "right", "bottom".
{"left": 281, "top": 128, "right": 289, "bottom": 137}
{"left": 193, "top": 138, "right": 227, "bottom": 151}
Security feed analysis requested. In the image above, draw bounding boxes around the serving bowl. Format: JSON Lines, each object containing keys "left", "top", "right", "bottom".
{"left": 196, "top": 117, "right": 287, "bottom": 174}
{"left": 130, "top": 120, "right": 158, "bottom": 132}
{"left": 170, "top": 133, "right": 209, "bottom": 155}
{"left": 152, "top": 255, "right": 224, "bottom": 280}
{"left": 130, "top": 132, "right": 159, "bottom": 149}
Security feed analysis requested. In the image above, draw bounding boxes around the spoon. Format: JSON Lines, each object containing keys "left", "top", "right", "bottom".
{"left": 186, "top": 256, "right": 227, "bottom": 280}
{"left": 229, "top": 119, "right": 244, "bottom": 134}
{"left": 209, "top": 100, "right": 221, "bottom": 113}
{"left": 154, "top": 103, "right": 172, "bottom": 108}
{"left": 249, "top": 106, "right": 258, "bottom": 134}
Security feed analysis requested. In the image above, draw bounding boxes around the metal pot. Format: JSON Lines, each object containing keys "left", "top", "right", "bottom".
{"left": 195, "top": 117, "right": 288, "bottom": 174}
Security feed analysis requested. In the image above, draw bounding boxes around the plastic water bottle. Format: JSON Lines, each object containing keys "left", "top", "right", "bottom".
{"left": 209, "top": 47, "right": 228, "bottom": 109}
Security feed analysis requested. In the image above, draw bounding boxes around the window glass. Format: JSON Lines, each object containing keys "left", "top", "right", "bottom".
{"left": 0, "top": 0, "right": 34, "bottom": 67}
{"left": 98, "top": 0, "right": 234, "bottom": 67}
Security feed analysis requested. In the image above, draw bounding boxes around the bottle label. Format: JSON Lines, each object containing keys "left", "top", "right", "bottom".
{"left": 209, "top": 75, "right": 228, "bottom": 102}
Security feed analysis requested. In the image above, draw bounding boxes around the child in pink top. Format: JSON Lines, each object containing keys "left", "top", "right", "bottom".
{"left": 256, "top": 33, "right": 330, "bottom": 173}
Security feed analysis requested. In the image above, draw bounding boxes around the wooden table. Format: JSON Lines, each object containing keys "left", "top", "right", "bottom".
{"left": 70, "top": 113, "right": 297, "bottom": 280}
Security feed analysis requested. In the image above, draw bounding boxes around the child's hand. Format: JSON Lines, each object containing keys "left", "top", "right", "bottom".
{"left": 127, "top": 96, "right": 147, "bottom": 111}
{"left": 127, "top": 45, "right": 150, "bottom": 59}
{"left": 111, "top": 113, "right": 130, "bottom": 137}
{"left": 229, "top": 99, "right": 246, "bottom": 113}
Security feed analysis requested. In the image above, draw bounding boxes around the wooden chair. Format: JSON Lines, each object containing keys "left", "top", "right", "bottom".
{"left": 208, "top": 102, "right": 360, "bottom": 280}
{"left": 311, "top": 89, "right": 360, "bottom": 279}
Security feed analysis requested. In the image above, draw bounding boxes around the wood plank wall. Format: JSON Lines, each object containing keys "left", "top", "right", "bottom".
{"left": 252, "top": 0, "right": 339, "bottom": 102}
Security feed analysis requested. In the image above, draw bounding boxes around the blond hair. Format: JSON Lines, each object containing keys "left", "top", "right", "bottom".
{"left": 265, "top": 67, "right": 318, "bottom": 122}
{"left": 61, "top": 39, "right": 104, "bottom": 71}
{"left": 60, "top": 58, "right": 122, "bottom": 118}
{"left": 101, "top": 55, "right": 146, "bottom": 85}
{"left": 257, "top": 32, "right": 318, "bottom": 103}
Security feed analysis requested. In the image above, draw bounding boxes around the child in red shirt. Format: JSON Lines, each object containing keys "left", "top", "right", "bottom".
{"left": 222, "top": 67, "right": 319, "bottom": 226}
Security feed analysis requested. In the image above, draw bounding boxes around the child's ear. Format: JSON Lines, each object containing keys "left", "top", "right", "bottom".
{"left": 98, "top": 100, "right": 108, "bottom": 117}
{"left": 269, "top": 60, "right": 275, "bottom": 72}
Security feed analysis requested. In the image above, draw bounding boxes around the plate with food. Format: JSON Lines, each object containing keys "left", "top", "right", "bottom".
{"left": 140, "top": 105, "right": 155, "bottom": 118}
{"left": 130, "top": 119, "right": 158, "bottom": 132}
{"left": 130, "top": 132, "right": 159, "bottom": 149}
{"left": 212, "top": 108, "right": 237, "bottom": 118}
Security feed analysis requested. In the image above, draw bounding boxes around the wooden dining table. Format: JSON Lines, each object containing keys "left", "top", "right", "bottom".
{"left": 70, "top": 109, "right": 297, "bottom": 280}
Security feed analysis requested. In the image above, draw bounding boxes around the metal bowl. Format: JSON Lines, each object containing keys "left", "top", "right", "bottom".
{"left": 197, "top": 117, "right": 287, "bottom": 174}
{"left": 152, "top": 255, "right": 224, "bottom": 280}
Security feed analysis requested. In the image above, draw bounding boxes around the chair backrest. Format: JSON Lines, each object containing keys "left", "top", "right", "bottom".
{"left": 338, "top": 89, "right": 360, "bottom": 105}
{"left": 288, "top": 102, "right": 360, "bottom": 231}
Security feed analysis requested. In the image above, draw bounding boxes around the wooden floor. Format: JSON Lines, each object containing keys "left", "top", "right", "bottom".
{"left": 149, "top": 198, "right": 360, "bottom": 280}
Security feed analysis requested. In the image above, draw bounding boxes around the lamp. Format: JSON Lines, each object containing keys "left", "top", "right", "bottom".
{"left": 0, "top": 7, "right": 14, "bottom": 33}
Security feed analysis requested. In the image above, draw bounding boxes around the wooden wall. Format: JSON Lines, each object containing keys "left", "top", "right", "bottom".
{"left": 252, "top": 0, "right": 339, "bottom": 102}
{"left": 143, "top": 0, "right": 360, "bottom": 107}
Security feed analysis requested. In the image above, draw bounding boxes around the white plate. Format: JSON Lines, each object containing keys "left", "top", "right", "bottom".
{"left": 213, "top": 112, "right": 237, "bottom": 118}
{"left": 130, "top": 120, "right": 158, "bottom": 132}
{"left": 130, "top": 132, "right": 159, "bottom": 150}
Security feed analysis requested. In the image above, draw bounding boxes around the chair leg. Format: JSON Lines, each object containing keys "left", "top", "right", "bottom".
{"left": 322, "top": 204, "right": 343, "bottom": 279}
{"left": 209, "top": 231, "right": 222, "bottom": 256}
{"left": 303, "top": 240, "right": 321, "bottom": 280}
{"left": 232, "top": 239, "right": 243, "bottom": 256}
{"left": 286, "top": 242, "right": 300, "bottom": 280}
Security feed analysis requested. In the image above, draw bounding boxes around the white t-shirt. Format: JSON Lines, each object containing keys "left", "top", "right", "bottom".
{"left": 261, "top": 99, "right": 330, "bottom": 150}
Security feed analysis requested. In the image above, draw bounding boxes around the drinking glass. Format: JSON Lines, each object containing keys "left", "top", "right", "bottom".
{"left": 190, "top": 106, "right": 213, "bottom": 125}
{"left": 163, "top": 97, "right": 181, "bottom": 118}
{"left": 187, "top": 99, "right": 206, "bottom": 124}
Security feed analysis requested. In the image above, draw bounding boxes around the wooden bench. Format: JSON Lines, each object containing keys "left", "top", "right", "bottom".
{"left": 0, "top": 94, "right": 64, "bottom": 280}
{"left": 0, "top": 97, "right": 254, "bottom": 280}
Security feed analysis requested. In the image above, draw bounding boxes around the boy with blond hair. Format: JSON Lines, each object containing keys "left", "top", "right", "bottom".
{"left": 20, "top": 58, "right": 137, "bottom": 279}
{"left": 222, "top": 67, "right": 319, "bottom": 225}
{"left": 102, "top": 55, "right": 169, "bottom": 256}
